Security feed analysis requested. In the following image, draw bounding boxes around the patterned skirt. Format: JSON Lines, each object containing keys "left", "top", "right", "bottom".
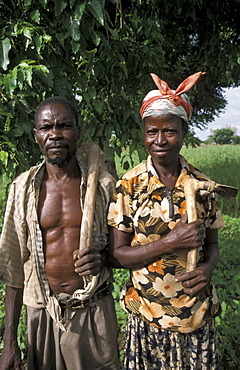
{"left": 124, "top": 314, "right": 218, "bottom": 370}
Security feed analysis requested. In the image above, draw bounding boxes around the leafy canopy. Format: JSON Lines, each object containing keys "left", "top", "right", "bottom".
{"left": 0, "top": 0, "right": 240, "bottom": 181}
{"left": 210, "top": 127, "right": 237, "bottom": 145}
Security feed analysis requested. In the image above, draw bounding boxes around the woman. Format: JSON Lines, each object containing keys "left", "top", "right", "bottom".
{"left": 108, "top": 72, "right": 224, "bottom": 369}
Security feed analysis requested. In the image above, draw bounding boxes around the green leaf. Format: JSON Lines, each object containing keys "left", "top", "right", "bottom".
{"left": 24, "top": 0, "right": 32, "bottom": 6}
{"left": 39, "top": 0, "right": 47, "bottom": 8}
{"left": 35, "top": 35, "right": 43, "bottom": 54}
{"left": 75, "top": 3, "right": 86, "bottom": 22}
{"left": 3, "top": 71, "right": 17, "bottom": 96}
{"left": 0, "top": 38, "right": 11, "bottom": 71}
{"left": 30, "top": 9, "right": 40, "bottom": 23}
{"left": 90, "top": 30, "right": 101, "bottom": 46}
{"left": 42, "top": 35, "right": 52, "bottom": 42}
{"left": 24, "top": 67, "right": 33, "bottom": 87}
{"left": 72, "top": 40, "right": 80, "bottom": 53}
{"left": 0, "top": 151, "right": 8, "bottom": 167}
{"left": 54, "top": 0, "right": 67, "bottom": 16}
{"left": 88, "top": 0, "right": 104, "bottom": 25}
{"left": 69, "top": 17, "right": 81, "bottom": 41}
{"left": 23, "top": 26, "right": 32, "bottom": 39}
{"left": 13, "top": 126, "right": 25, "bottom": 137}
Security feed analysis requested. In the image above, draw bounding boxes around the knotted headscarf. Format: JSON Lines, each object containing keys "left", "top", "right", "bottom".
{"left": 140, "top": 72, "right": 206, "bottom": 122}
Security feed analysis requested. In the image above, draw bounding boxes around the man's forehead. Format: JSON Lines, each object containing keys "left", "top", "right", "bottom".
{"left": 36, "top": 103, "right": 76, "bottom": 121}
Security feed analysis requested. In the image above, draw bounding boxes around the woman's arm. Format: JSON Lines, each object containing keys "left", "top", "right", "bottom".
{"left": 109, "top": 212, "right": 206, "bottom": 269}
{"left": 175, "top": 228, "right": 219, "bottom": 296}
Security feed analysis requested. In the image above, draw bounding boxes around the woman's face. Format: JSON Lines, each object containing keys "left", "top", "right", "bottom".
{"left": 144, "top": 114, "right": 187, "bottom": 167}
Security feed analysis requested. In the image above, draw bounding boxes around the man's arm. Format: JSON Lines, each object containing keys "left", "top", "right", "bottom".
{"left": 0, "top": 286, "right": 23, "bottom": 370}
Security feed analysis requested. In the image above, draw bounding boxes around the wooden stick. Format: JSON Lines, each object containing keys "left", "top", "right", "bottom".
{"left": 79, "top": 143, "right": 101, "bottom": 251}
{"left": 184, "top": 178, "right": 200, "bottom": 272}
{"left": 184, "top": 177, "right": 238, "bottom": 272}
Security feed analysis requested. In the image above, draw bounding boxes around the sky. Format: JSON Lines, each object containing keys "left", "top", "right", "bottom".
{"left": 194, "top": 87, "right": 240, "bottom": 141}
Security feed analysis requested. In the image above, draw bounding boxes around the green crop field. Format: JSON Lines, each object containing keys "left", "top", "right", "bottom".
{"left": 180, "top": 144, "right": 240, "bottom": 218}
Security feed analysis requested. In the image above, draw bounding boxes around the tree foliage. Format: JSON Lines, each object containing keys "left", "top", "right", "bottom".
{"left": 211, "top": 127, "right": 236, "bottom": 145}
{"left": 0, "top": 0, "right": 240, "bottom": 181}
{"left": 205, "top": 127, "right": 240, "bottom": 145}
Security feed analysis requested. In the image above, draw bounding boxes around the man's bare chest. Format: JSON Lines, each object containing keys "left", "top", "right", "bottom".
{"left": 38, "top": 178, "right": 82, "bottom": 230}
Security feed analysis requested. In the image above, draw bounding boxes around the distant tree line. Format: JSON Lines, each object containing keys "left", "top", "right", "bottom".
{"left": 204, "top": 127, "right": 240, "bottom": 145}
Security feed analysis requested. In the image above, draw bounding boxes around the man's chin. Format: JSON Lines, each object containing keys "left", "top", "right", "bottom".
{"left": 46, "top": 156, "right": 71, "bottom": 165}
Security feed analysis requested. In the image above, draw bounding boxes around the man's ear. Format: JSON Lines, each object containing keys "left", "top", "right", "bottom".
{"left": 33, "top": 128, "right": 38, "bottom": 143}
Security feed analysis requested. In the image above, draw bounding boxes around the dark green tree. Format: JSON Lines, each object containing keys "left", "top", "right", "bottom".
{"left": 0, "top": 0, "right": 239, "bottom": 181}
{"left": 211, "top": 127, "right": 236, "bottom": 145}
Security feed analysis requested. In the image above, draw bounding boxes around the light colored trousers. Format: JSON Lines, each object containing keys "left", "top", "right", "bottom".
{"left": 26, "top": 294, "right": 120, "bottom": 370}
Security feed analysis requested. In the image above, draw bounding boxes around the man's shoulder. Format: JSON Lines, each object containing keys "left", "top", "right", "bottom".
{"left": 13, "top": 163, "right": 43, "bottom": 183}
{"left": 121, "top": 160, "right": 147, "bottom": 181}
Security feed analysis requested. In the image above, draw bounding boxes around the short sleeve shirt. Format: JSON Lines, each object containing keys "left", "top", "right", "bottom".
{"left": 108, "top": 155, "right": 224, "bottom": 333}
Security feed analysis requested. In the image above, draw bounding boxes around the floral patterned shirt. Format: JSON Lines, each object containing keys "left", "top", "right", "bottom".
{"left": 108, "top": 155, "right": 224, "bottom": 333}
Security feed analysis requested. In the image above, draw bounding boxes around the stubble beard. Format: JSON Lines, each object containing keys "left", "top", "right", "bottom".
{"left": 46, "top": 149, "right": 76, "bottom": 165}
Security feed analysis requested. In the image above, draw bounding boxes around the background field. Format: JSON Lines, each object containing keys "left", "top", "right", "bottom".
{"left": 0, "top": 144, "right": 239, "bottom": 369}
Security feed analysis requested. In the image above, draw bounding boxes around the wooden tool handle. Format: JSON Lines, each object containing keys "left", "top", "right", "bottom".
{"left": 79, "top": 143, "right": 101, "bottom": 251}
{"left": 184, "top": 177, "right": 238, "bottom": 272}
{"left": 184, "top": 178, "right": 200, "bottom": 272}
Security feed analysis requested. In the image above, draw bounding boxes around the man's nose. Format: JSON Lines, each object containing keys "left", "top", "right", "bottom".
{"left": 155, "top": 131, "right": 167, "bottom": 145}
{"left": 49, "top": 125, "right": 63, "bottom": 139}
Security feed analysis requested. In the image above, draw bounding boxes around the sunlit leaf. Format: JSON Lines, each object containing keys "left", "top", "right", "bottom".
{"left": 75, "top": 3, "right": 86, "bottom": 22}
{"left": 0, "top": 38, "right": 11, "bottom": 71}
{"left": 88, "top": 0, "right": 104, "bottom": 25}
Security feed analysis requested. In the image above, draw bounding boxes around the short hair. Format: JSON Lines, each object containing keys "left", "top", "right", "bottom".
{"left": 34, "top": 96, "right": 78, "bottom": 126}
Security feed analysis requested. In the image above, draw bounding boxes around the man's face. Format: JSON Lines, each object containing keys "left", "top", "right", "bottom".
{"left": 34, "top": 103, "right": 79, "bottom": 165}
{"left": 144, "top": 114, "right": 187, "bottom": 167}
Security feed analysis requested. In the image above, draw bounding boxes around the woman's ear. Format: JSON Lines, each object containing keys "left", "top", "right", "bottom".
{"left": 182, "top": 120, "right": 189, "bottom": 138}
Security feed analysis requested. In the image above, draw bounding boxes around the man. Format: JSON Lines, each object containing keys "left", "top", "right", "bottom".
{"left": 108, "top": 72, "right": 224, "bottom": 369}
{"left": 0, "top": 97, "right": 119, "bottom": 370}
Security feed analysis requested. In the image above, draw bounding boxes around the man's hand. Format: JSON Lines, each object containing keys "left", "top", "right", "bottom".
{"left": 175, "top": 262, "right": 213, "bottom": 296}
{"left": 0, "top": 342, "right": 21, "bottom": 370}
{"left": 73, "top": 246, "right": 102, "bottom": 276}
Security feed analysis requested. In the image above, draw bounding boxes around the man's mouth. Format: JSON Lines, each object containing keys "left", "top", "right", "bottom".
{"left": 46, "top": 144, "right": 69, "bottom": 151}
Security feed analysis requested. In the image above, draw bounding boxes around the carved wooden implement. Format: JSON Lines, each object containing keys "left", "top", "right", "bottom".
{"left": 79, "top": 143, "right": 100, "bottom": 252}
{"left": 184, "top": 178, "right": 238, "bottom": 272}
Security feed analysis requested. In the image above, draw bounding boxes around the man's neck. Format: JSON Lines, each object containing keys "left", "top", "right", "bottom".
{"left": 44, "top": 156, "right": 80, "bottom": 180}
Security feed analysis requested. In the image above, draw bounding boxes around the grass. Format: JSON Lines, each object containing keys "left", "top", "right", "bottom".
{"left": 180, "top": 144, "right": 240, "bottom": 217}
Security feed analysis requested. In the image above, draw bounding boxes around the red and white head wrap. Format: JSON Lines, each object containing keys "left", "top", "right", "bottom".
{"left": 140, "top": 72, "right": 206, "bottom": 122}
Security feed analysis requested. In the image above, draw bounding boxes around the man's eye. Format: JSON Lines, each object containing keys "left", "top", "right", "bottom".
{"left": 40, "top": 125, "right": 51, "bottom": 130}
